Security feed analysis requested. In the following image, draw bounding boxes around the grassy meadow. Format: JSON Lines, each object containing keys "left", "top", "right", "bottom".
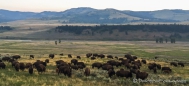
{"left": 0, "top": 40, "right": 189, "bottom": 86}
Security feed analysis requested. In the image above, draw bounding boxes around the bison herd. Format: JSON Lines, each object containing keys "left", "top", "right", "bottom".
{"left": 0, "top": 53, "right": 186, "bottom": 81}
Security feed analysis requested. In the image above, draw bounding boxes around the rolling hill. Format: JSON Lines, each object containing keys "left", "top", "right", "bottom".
{"left": 1, "top": 7, "right": 189, "bottom": 24}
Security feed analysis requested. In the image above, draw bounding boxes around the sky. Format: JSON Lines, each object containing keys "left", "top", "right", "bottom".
{"left": 0, "top": 0, "right": 188, "bottom": 12}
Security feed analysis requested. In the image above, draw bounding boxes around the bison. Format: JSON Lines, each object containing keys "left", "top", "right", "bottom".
{"left": 55, "top": 60, "right": 64, "bottom": 65}
{"left": 15, "top": 63, "right": 20, "bottom": 71}
{"left": 161, "top": 67, "right": 172, "bottom": 73}
{"left": 71, "top": 59, "right": 78, "bottom": 65}
{"left": 68, "top": 54, "right": 72, "bottom": 58}
{"left": 86, "top": 53, "right": 92, "bottom": 58}
{"left": 102, "top": 65, "right": 114, "bottom": 71}
{"left": 77, "top": 62, "right": 86, "bottom": 68}
{"left": 36, "top": 64, "right": 46, "bottom": 74}
{"left": 84, "top": 68, "right": 90, "bottom": 76}
{"left": 107, "top": 55, "right": 113, "bottom": 59}
{"left": 12, "top": 55, "right": 21, "bottom": 60}
{"left": 45, "top": 59, "right": 49, "bottom": 63}
{"left": 108, "top": 69, "right": 115, "bottom": 78}
{"left": 28, "top": 66, "right": 33, "bottom": 74}
{"left": 141, "top": 59, "right": 147, "bottom": 64}
{"left": 0, "top": 62, "right": 6, "bottom": 69}
{"left": 49, "top": 54, "right": 55, "bottom": 59}
{"left": 136, "top": 71, "right": 148, "bottom": 80}
{"left": 156, "top": 64, "right": 161, "bottom": 70}
{"left": 30, "top": 55, "right": 34, "bottom": 59}
{"left": 59, "top": 53, "right": 64, "bottom": 56}
{"left": 92, "top": 62, "right": 102, "bottom": 69}
{"left": 76, "top": 56, "right": 81, "bottom": 59}
{"left": 25, "top": 63, "right": 32, "bottom": 69}
{"left": 98, "top": 54, "right": 105, "bottom": 58}
{"left": 153, "top": 67, "right": 157, "bottom": 74}
{"left": 2, "top": 56, "right": 11, "bottom": 61}
{"left": 57, "top": 66, "right": 72, "bottom": 77}
{"left": 170, "top": 62, "right": 177, "bottom": 67}
{"left": 178, "top": 62, "right": 184, "bottom": 67}
{"left": 19, "top": 62, "right": 25, "bottom": 71}
{"left": 71, "top": 65, "right": 78, "bottom": 70}
{"left": 116, "top": 69, "right": 132, "bottom": 78}
{"left": 11, "top": 61, "right": 19, "bottom": 67}
{"left": 91, "top": 57, "right": 96, "bottom": 60}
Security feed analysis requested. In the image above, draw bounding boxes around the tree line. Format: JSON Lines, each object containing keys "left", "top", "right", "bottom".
{"left": 54, "top": 24, "right": 189, "bottom": 35}
{"left": 0, "top": 26, "right": 13, "bottom": 31}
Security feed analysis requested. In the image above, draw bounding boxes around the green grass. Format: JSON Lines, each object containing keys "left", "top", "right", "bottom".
{"left": 0, "top": 40, "right": 189, "bottom": 86}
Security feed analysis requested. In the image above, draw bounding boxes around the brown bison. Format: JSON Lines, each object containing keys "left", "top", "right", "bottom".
{"left": 11, "top": 61, "right": 19, "bottom": 67}
{"left": 8, "top": 59, "right": 15, "bottom": 63}
{"left": 12, "top": 55, "right": 21, "bottom": 60}
{"left": 36, "top": 64, "right": 46, "bottom": 74}
{"left": 91, "top": 57, "right": 96, "bottom": 60}
{"left": 15, "top": 63, "right": 20, "bottom": 71}
{"left": 116, "top": 69, "right": 133, "bottom": 78}
{"left": 136, "top": 71, "right": 148, "bottom": 80}
{"left": 30, "top": 55, "right": 34, "bottom": 59}
{"left": 108, "top": 69, "right": 115, "bottom": 77}
{"left": 77, "top": 62, "right": 86, "bottom": 68}
{"left": 154, "top": 56, "right": 158, "bottom": 59}
{"left": 45, "top": 59, "right": 49, "bottom": 63}
{"left": 141, "top": 59, "right": 147, "bottom": 64}
{"left": 107, "top": 60, "right": 121, "bottom": 67}
{"left": 71, "top": 65, "right": 78, "bottom": 70}
{"left": 84, "top": 68, "right": 90, "bottom": 76}
{"left": 49, "top": 54, "right": 54, "bottom": 59}
{"left": 86, "top": 53, "right": 92, "bottom": 58}
{"left": 25, "top": 63, "right": 32, "bottom": 69}
{"left": 130, "top": 69, "right": 140, "bottom": 74}
{"left": 156, "top": 64, "right": 161, "bottom": 69}
{"left": 114, "top": 56, "right": 118, "bottom": 59}
{"left": 76, "top": 56, "right": 81, "bottom": 59}
{"left": 125, "top": 62, "right": 131, "bottom": 69}
{"left": 57, "top": 62, "right": 70, "bottom": 69}
{"left": 178, "top": 62, "right": 184, "bottom": 67}
{"left": 71, "top": 59, "right": 78, "bottom": 65}
{"left": 68, "top": 54, "right": 72, "bottom": 58}
{"left": 57, "top": 66, "right": 72, "bottom": 77}
{"left": 132, "top": 56, "right": 138, "bottom": 59}
{"left": 170, "top": 62, "right": 177, "bottom": 67}
{"left": 28, "top": 66, "right": 33, "bottom": 74}
{"left": 0, "top": 62, "right": 6, "bottom": 69}
{"left": 92, "top": 53, "right": 98, "bottom": 57}
{"left": 107, "top": 55, "right": 113, "bottom": 59}
{"left": 19, "top": 62, "right": 25, "bottom": 71}
{"left": 92, "top": 62, "right": 102, "bottom": 69}
{"left": 55, "top": 60, "right": 64, "bottom": 65}
{"left": 118, "top": 58, "right": 124, "bottom": 61}
{"left": 98, "top": 54, "right": 105, "bottom": 58}
{"left": 59, "top": 53, "right": 64, "bottom": 56}
{"left": 2, "top": 56, "right": 11, "bottom": 61}
{"left": 153, "top": 67, "right": 157, "bottom": 74}
{"left": 102, "top": 64, "right": 114, "bottom": 71}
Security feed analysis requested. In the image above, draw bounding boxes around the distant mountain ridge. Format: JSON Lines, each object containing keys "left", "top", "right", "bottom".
{"left": 1, "top": 7, "right": 189, "bottom": 23}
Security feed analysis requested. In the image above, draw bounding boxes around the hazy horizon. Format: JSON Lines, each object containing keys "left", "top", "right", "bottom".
{"left": 0, "top": 0, "right": 188, "bottom": 12}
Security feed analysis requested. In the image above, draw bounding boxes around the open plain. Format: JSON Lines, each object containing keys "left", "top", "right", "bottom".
{"left": 0, "top": 40, "right": 189, "bottom": 86}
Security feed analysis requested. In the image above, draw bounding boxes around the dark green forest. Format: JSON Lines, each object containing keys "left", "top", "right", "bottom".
{"left": 54, "top": 24, "right": 189, "bottom": 34}
{"left": 0, "top": 26, "right": 13, "bottom": 32}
